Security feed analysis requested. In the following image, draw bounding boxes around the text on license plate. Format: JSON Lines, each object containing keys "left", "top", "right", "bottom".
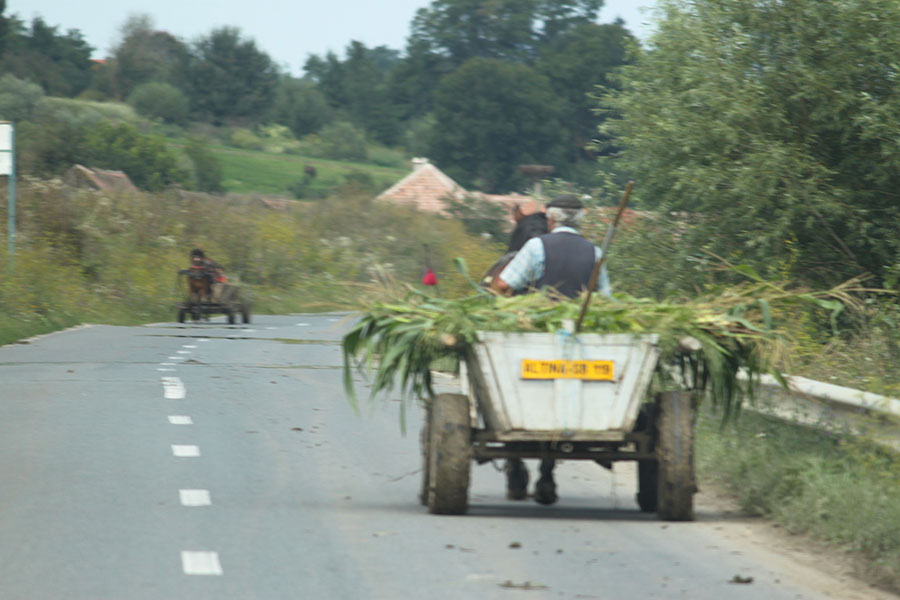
{"left": 520, "top": 359, "right": 615, "bottom": 381}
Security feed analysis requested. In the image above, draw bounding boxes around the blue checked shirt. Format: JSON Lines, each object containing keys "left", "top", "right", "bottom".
{"left": 498, "top": 226, "right": 611, "bottom": 296}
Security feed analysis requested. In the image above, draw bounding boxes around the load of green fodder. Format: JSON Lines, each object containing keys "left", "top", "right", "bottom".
{"left": 342, "top": 259, "right": 867, "bottom": 425}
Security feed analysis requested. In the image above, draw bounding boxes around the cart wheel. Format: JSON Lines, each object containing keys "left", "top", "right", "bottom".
{"left": 656, "top": 391, "right": 697, "bottom": 521}
{"left": 427, "top": 393, "right": 471, "bottom": 515}
{"left": 177, "top": 309, "right": 186, "bottom": 324}
{"left": 226, "top": 310, "right": 236, "bottom": 325}
{"left": 241, "top": 307, "right": 251, "bottom": 324}
{"left": 634, "top": 402, "right": 659, "bottom": 513}
{"left": 419, "top": 402, "right": 432, "bottom": 506}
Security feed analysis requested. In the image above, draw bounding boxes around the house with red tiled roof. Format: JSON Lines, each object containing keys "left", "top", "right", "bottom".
{"left": 377, "top": 157, "right": 467, "bottom": 213}
{"left": 63, "top": 164, "right": 138, "bottom": 193}
{"left": 377, "top": 158, "right": 539, "bottom": 221}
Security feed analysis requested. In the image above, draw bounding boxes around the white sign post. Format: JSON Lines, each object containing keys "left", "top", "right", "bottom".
{"left": 0, "top": 122, "right": 14, "bottom": 261}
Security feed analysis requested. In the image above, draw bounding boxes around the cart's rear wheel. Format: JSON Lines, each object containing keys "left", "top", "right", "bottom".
{"left": 656, "top": 391, "right": 696, "bottom": 521}
{"left": 241, "top": 307, "right": 251, "bottom": 324}
{"left": 226, "top": 310, "right": 236, "bottom": 325}
{"left": 427, "top": 393, "right": 471, "bottom": 515}
{"left": 177, "top": 308, "right": 186, "bottom": 324}
{"left": 419, "top": 403, "right": 432, "bottom": 506}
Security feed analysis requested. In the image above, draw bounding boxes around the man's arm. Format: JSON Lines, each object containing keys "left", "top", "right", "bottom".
{"left": 594, "top": 248, "right": 612, "bottom": 297}
{"left": 490, "top": 274, "right": 512, "bottom": 295}
{"left": 491, "top": 239, "right": 541, "bottom": 295}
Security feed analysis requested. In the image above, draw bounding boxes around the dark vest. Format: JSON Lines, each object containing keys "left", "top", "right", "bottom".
{"left": 535, "top": 231, "right": 596, "bottom": 298}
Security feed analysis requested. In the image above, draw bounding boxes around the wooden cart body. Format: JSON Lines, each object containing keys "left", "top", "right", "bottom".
{"left": 422, "top": 331, "right": 697, "bottom": 521}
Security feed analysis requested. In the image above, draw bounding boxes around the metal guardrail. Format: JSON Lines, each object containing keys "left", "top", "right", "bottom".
{"left": 748, "top": 373, "right": 900, "bottom": 452}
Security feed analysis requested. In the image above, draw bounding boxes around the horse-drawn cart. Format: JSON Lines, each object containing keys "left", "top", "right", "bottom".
{"left": 176, "top": 268, "right": 252, "bottom": 324}
{"left": 421, "top": 330, "right": 697, "bottom": 521}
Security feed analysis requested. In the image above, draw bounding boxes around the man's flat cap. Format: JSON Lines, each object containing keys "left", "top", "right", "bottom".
{"left": 546, "top": 194, "right": 583, "bottom": 210}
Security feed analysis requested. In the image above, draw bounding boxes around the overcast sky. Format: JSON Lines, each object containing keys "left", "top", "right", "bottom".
{"left": 11, "top": 1, "right": 657, "bottom": 75}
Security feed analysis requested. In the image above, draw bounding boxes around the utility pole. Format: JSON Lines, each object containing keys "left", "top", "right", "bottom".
{"left": 0, "top": 122, "right": 14, "bottom": 266}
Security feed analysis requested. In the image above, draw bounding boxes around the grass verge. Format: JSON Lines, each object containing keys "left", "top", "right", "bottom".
{"left": 168, "top": 139, "right": 408, "bottom": 197}
{"left": 697, "top": 408, "right": 900, "bottom": 593}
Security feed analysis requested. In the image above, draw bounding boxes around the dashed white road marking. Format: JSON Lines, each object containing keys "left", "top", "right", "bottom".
{"left": 266, "top": 327, "right": 277, "bottom": 330}
{"left": 181, "top": 551, "right": 222, "bottom": 575}
{"left": 198, "top": 338, "right": 211, "bottom": 342}
{"left": 168, "top": 415, "right": 193, "bottom": 425}
{"left": 171, "top": 445, "right": 200, "bottom": 457}
{"left": 160, "top": 362, "right": 177, "bottom": 366}
{"left": 179, "top": 489, "right": 211, "bottom": 506}
{"left": 296, "top": 323, "right": 309, "bottom": 327}
{"left": 161, "top": 377, "right": 186, "bottom": 399}
{"left": 182, "top": 344, "right": 197, "bottom": 348}
{"left": 176, "top": 350, "right": 191, "bottom": 354}
{"left": 157, "top": 368, "right": 175, "bottom": 372}
{"left": 168, "top": 356, "right": 185, "bottom": 361}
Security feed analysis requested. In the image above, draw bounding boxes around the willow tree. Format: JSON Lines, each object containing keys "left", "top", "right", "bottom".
{"left": 600, "top": 0, "right": 900, "bottom": 287}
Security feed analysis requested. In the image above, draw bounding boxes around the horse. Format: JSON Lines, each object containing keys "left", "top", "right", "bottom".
{"left": 180, "top": 267, "right": 214, "bottom": 321}
{"left": 480, "top": 207, "right": 548, "bottom": 289}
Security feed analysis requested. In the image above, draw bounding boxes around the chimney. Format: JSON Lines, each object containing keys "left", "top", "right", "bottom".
{"left": 411, "top": 157, "right": 429, "bottom": 172}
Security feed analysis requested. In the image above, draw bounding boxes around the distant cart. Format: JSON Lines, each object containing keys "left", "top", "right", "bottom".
{"left": 421, "top": 331, "right": 697, "bottom": 521}
{"left": 176, "top": 268, "right": 251, "bottom": 325}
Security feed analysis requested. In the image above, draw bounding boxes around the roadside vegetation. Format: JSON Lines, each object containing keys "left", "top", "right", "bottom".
{"left": 0, "top": 178, "right": 500, "bottom": 347}
{"left": 698, "top": 410, "right": 900, "bottom": 592}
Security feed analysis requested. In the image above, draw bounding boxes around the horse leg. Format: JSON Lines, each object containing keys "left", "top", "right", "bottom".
{"left": 534, "top": 459, "right": 558, "bottom": 505}
{"left": 504, "top": 458, "right": 529, "bottom": 500}
{"left": 188, "top": 291, "right": 201, "bottom": 321}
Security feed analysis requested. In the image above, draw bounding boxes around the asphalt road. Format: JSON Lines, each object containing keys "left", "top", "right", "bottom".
{"left": 0, "top": 314, "right": 880, "bottom": 599}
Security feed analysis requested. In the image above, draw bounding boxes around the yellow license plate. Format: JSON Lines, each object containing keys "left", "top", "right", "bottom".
{"left": 520, "top": 359, "right": 615, "bottom": 381}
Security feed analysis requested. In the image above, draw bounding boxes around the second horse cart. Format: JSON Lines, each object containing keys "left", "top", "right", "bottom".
{"left": 177, "top": 268, "right": 252, "bottom": 325}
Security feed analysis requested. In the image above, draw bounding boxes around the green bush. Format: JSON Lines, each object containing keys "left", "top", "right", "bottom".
{"left": 341, "top": 170, "right": 376, "bottom": 194}
{"left": 0, "top": 74, "right": 45, "bottom": 122}
{"left": 184, "top": 138, "right": 224, "bottom": 193}
{"left": 83, "top": 122, "right": 188, "bottom": 191}
{"left": 256, "top": 123, "right": 301, "bottom": 154}
{"left": 228, "top": 128, "right": 264, "bottom": 151}
{"left": 127, "top": 82, "right": 190, "bottom": 125}
{"left": 305, "top": 121, "right": 367, "bottom": 161}
{"left": 367, "top": 145, "right": 407, "bottom": 168}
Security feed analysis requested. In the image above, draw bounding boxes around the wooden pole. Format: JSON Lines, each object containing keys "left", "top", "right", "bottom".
{"left": 575, "top": 180, "right": 634, "bottom": 332}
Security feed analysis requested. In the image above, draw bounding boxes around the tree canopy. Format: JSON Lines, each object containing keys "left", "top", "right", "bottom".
{"left": 183, "top": 26, "right": 279, "bottom": 122}
{"left": 109, "top": 15, "right": 190, "bottom": 99}
{"left": 430, "top": 57, "right": 564, "bottom": 192}
{"left": 408, "top": 0, "right": 603, "bottom": 66}
{"left": 0, "top": 15, "right": 94, "bottom": 97}
{"left": 601, "top": 0, "right": 900, "bottom": 287}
